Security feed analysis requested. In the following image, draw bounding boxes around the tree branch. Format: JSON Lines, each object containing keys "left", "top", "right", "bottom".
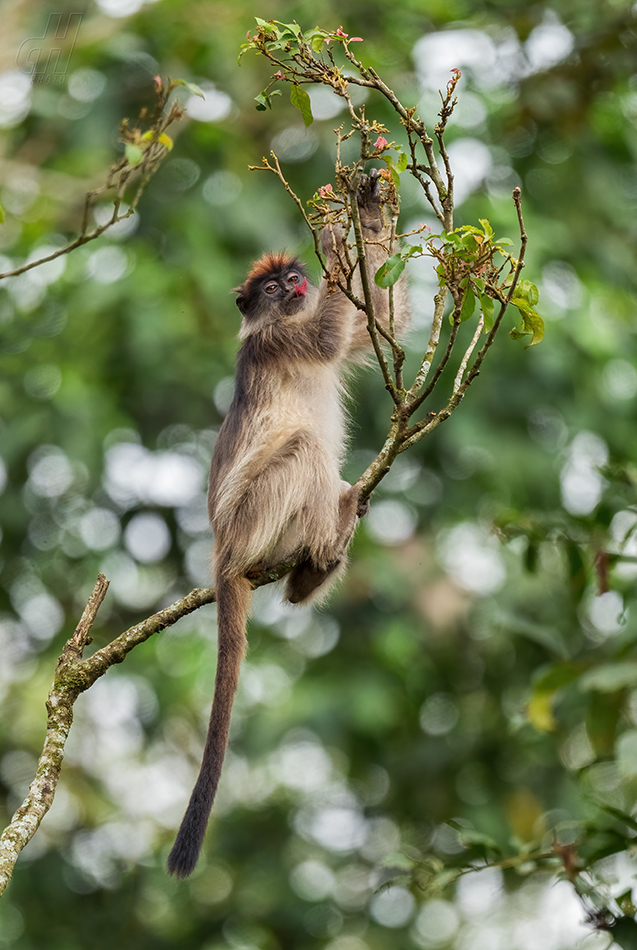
{"left": 0, "top": 87, "right": 186, "bottom": 283}
{"left": 0, "top": 552, "right": 307, "bottom": 892}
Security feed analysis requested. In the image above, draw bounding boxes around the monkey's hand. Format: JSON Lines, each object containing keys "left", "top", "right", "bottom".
{"left": 356, "top": 496, "right": 370, "bottom": 518}
{"left": 341, "top": 480, "right": 369, "bottom": 519}
{"left": 357, "top": 168, "right": 397, "bottom": 235}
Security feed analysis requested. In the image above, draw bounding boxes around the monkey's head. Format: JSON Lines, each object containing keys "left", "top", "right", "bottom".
{"left": 234, "top": 253, "right": 311, "bottom": 324}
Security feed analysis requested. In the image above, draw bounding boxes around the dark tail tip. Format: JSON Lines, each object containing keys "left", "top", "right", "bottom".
{"left": 167, "top": 831, "right": 200, "bottom": 879}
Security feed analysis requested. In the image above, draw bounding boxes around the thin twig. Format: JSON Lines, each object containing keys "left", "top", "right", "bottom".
{"left": 0, "top": 95, "right": 183, "bottom": 283}
{"left": 453, "top": 315, "right": 484, "bottom": 394}
{"left": 408, "top": 288, "right": 448, "bottom": 396}
{"left": 250, "top": 153, "right": 325, "bottom": 270}
{"left": 409, "top": 313, "right": 461, "bottom": 414}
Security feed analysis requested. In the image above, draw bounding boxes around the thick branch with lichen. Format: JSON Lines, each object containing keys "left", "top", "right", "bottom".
{"left": 0, "top": 556, "right": 300, "bottom": 893}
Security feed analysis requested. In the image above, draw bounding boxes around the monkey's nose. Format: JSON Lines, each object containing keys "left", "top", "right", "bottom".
{"left": 294, "top": 278, "right": 308, "bottom": 297}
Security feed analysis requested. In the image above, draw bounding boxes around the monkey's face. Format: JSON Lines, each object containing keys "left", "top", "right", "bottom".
{"left": 235, "top": 255, "right": 311, "bottom": 323}
{"left": 262, "top": 269, "right": 308, "bottom": 311}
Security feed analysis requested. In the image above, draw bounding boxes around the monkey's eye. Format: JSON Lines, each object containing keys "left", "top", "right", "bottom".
{"left": 264, "top": 282, "right": 278, "bottom": 294}
{"left": 287, "top": 273, "right": 300, "bottom": 284}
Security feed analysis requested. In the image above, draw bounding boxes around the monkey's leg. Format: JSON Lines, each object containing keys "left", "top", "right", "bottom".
{"left": 286, "top": 484, "right": 361, "bottom": 604}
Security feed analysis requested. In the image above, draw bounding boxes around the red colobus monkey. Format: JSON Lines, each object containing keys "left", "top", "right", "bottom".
{"left": 167, "top": 172, "right": 409, "bottom": 878}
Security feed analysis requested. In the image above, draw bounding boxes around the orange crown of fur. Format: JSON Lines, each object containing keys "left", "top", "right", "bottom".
{"left": 243, "top": 253, "right": 304, "bottom": 285}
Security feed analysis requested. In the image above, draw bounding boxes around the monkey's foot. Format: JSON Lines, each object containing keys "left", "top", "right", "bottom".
{"left": 358, "top": 167, "right": 398, "bottom": 231}
{"left": 245, "top": 562, "right": 266, "bottom": 581}
{"left": 357, "top": 170, "right": 382, "bottom": 232}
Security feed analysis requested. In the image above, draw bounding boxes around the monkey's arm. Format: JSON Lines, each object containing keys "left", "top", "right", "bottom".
{"left": 243, "top": 293, "right": 353, "bottom": 366}
{"left": 321, "top": 171, "right": 410, "bottom": 355}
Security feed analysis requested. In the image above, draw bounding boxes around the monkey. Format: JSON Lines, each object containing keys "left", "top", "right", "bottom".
{"left": 167, "top": 172, "right": 409, "bottom": 878}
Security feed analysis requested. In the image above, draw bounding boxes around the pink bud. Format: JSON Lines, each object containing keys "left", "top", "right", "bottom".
{"left": 318, "top": 184, "right": 335, "bottom": 198}
{"left": 335, "top": 27, "right": 348, "bottom": 37}
{"left": 350, "top": 37, "right": 363, "bottom": 42}
{"left": 274, "top": 71, "right": 284, "bottom": 79}
{"left": 374, "top": 135, "right": 388, "bottom": 150}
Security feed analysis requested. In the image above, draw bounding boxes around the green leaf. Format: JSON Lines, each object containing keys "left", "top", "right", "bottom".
{"left": 311, "top": 33, "right": 327, "bottom": 52}
{"left": 524, "top": 310, "right": 545, "bottom": 346}
{"left": 238, "top": 43, "right": 254, "bottom": 64}
{"left": 533, "top": 663, "right": 580, "bottom": 692}
{"left": 125, "top": 144, "right": 143, "bottom": 167}
{"left": 380, "top": 851, "right": 416, "bottom": 871}
{"left": 396, "top": 151, "right": 408, "bottom": 173}
{"left": 272, "top": 19, "right": 301, "bottom": 36}
{"left": 290, "top": 84, "right": 313, "bottom": 126}
{"left": 478, "top": 218, "right": 494, "bottom": 238}
{"left": 480, "top": 293, "right": 495, "bottom": 331}
{"left": 254, "top": 89, "right": 281, "bottom": 112}
{"left": 514, "top": 278, "right": 540, "bottom": 307}
{"left": 171, "top": 79, "right": 205, "bottom": 98}
{"left": 598, "top": 803, "right": 637, "bottom": 834}
{"left": 459, "top": 231, "right": 480, "bottom": 250}
{"left": 579, "top": 662, "right": 637, "bottom": 692}
{"left": 587, "top": 690, "right": 624, "bottom": 757}
{"left": 381, "top": 154, "right": 395, "bottom": 168}
{"left": 0, "top": 203, "right": 5, "bottom": 224}
{"left": 460, "top": 288, "right": 476, "bottom": 322}
{"left": 528, "top": 690, "right": 556, "bottom": 731}
{"left": 611, "top": 918, "right": 637, "bottom": 950}
{"left": 617, "top": 889, "right": 637, "bottom": 916}
{"left": 578, "top": 828, "right": 633, "bottom": 865}
{"left": 456, "top": 829, "right": 502, "bottom": 856}
{"left": 444, "top": 231, "right": 463, "bottom": 249}
{"left": 375, "top": 254, "right": 406, "bottom": 288}
{"left": 455, "top": 225, "right": 483, "bottom": 235}
{"left": 502, "top": 614, "right": 569, "bottom": 657}
{"left": 509, "top": 305, "right": 545, "bottom": 346}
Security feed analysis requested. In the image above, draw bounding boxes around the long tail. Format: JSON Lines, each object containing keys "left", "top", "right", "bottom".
{"left": 167, "top": 573, "right": 251, "bottom": 878}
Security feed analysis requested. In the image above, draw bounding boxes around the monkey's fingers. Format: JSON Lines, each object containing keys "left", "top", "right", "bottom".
{"left": 357, "top": 168, "right": 397, "bottom": 233}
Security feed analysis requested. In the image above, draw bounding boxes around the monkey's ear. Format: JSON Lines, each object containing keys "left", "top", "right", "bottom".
{"left": 235, "top": 294, "right": 247, "bottom": 316}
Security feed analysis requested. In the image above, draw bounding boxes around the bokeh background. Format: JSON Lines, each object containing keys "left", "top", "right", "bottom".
{"left": 1, "top": 1, "right": 637, "bottom": 948}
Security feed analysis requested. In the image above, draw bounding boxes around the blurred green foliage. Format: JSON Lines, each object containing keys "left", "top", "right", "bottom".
{"left": 1, "top": 0, "right": 637, "bottom": 948}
